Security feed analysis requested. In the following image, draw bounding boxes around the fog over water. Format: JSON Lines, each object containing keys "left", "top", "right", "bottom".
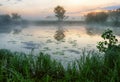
{"left": 0, "top": 23, "right": 120, "bottom": 63}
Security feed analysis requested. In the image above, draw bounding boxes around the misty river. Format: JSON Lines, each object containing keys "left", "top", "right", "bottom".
{"left": 0, "top": 24, "right": 120, "bottom": 62}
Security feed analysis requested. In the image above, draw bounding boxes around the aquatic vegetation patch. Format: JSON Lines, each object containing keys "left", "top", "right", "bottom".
{"left": 22, "top": 41, "right": 40, "bottom": 50}
{"left": 46, "top": 39, "right": 53, "bottom": 43}
{"left": 67, "top": 49, "right": 80, "bottom": 54}
{"left": 43, "top": 47, "right": 51, "bottom": 51}
{"left": 53, "top": 51, "right": 65, "bottom": 55}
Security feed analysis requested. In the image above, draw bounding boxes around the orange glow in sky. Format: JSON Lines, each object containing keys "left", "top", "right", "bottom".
{"left": 0, "top": 0, "right": 120, "bottom": 19}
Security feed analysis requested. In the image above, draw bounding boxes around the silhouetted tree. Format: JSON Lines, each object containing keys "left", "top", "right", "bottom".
{"left": 85, "top": 12, "right": 108, "bottom": 23}
{"left": 11, "top": 13, "right": 22, "bottom": 24}
{"left": 0, "top": 14, "right": 11, "bottom": 24}
{"left": 12, "top": 13, "right": 21, "bottom": 21}
{"left": 54, "top": 6, "right": 66, "bottom": 21}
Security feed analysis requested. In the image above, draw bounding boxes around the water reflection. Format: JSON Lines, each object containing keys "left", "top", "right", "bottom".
{"left": 0, "top": 24, "right": 28, "bottom": 34}
{"left": 0, "top": 24, "right": 120, "bottom": 57}
{"left": 85, "top": 25, "right": 120, "bottom": 36}
{"left": 85, "top": 28, "right": 95, "bottom": 36}
{"left": 54, "top": 24, "right": 65, "bottom": 41}
{"left": 12, "top": 26, "right": 22, "bottom": 34}
{"left": 0, "top": 25, "right": 13, "bottom": 34}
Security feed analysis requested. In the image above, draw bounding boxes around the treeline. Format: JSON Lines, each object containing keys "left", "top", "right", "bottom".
{"left": 0, "top": 13, "right": 22, "bottom": 25}
{"left": 85, "top": 8, "right": 120, "bottom": 26}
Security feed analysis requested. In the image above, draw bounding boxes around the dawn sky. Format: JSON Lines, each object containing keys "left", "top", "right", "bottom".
{"left": 0, "top": 0, "right": 120, "bottom": 20}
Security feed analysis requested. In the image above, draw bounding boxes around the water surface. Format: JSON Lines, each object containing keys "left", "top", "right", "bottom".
{"left": 0, "top": 24, "right": 120, "bottom": 63}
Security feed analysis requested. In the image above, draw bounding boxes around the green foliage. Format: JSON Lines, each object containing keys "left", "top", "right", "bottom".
{"left": 54, "top": 6, "right": 66, "bottom": 21}
{"left": 1, "top": 29, "right": 120, "bottom": 82}
{"left": 97, "top": 29, "right": 118, "bottom": 52}
{"left": 97, "top": 29, "right": 120, "bottom": 68}
{"left": 0, "top": 49, "right": 120, "bottom": 81}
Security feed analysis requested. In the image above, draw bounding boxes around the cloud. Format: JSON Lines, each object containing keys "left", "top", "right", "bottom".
{"left": 102, "top": 5, "right": 120, "bottom": 10}
{"left": 67, "top": 4, "right": 120, "bottom": 15}
{"left": 67, "top": 7, "right": 101, "bottom": 15}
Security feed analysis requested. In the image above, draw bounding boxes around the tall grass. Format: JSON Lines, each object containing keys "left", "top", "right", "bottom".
{"left": 0, "top": 49, "right": 120, "bottom": 82}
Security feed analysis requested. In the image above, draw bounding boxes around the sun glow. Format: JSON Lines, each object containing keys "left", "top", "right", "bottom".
{"left": 0, "top": 0, "right": 120, "bottom": 19}
{"left": 68, "top": 0, "right": 81, "bottom": 5}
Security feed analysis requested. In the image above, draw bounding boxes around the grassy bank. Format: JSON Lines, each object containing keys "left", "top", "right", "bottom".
{"left": 0, "top": 49, "right": 120, "bottom": 82}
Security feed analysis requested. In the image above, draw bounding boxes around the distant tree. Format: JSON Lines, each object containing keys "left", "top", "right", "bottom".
{"left": 11, "top": 13, "right": 22, "bottom": 24}
{"left": 54, "top": 6, "right": 66, "bottom": 21}
{"left": 109, "top": 8, "right": 120, "bottom": 26}
{"left": 0, "top": 14, "right": 11, "bottom": 24}
{"left": 85, "top": 12, "right": 108, "bottom": 23}
{"left": 11, "top": 13, "right": 21, "bottom": 21}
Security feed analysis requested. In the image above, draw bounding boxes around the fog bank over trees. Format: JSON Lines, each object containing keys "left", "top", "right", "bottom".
{"left": 0, "top": 7, "right": 120, "bottom": 26}
{"left": 85, "top": 8, "right": 120, "bottom": 26}
{"left": 0, "top": 13, "right": 27, "bottom": 25}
